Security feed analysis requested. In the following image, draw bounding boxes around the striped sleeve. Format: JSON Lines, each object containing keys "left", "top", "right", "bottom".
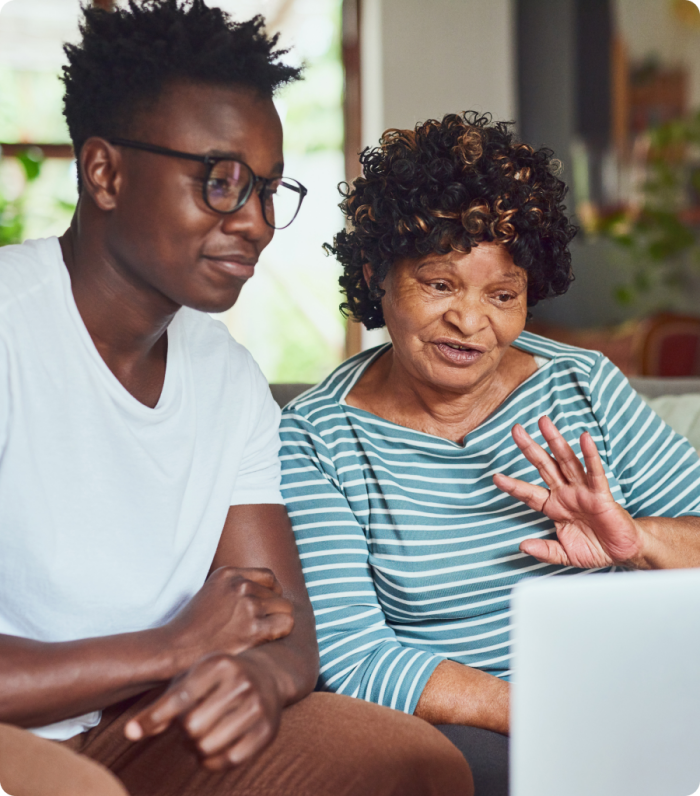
{"left": 280, "top": 409, "right": 443, "bottom": 714}
{"left": 589, "top": 356, "right": 700, "bottom": 518}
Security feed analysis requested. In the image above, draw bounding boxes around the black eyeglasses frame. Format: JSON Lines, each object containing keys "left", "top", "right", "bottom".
{"left": 108, "top": 137, "right": 307, "bottom": 229}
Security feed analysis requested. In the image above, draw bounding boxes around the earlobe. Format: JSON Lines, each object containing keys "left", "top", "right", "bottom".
{"left": 79, "top": 137, "right": 122, "bottom": 212}
{"left": 362, "top": 262, "right": 386, "bottom": 303}
{"left": 362, "top": 261, "right": 373, "bottom": 288}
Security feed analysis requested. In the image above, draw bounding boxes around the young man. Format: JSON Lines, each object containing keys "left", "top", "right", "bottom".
{"left": 0, "top": 2, "right": 473, "bottom": 795}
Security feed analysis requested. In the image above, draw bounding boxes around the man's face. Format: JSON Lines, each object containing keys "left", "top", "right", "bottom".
{"left": 103, "top": 81, "right": 282, "bottom": 313}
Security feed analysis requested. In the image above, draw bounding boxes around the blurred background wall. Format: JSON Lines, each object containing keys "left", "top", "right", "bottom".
{"left": 3, "top": 0, "right": 700, "bottom": 379}
{"left": 352, "top": 0, "right": 700, "bottom": 335}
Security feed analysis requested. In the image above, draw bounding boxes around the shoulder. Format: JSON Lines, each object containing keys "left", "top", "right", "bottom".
{"left": 515, "top": 330, "right": 605, "bottom": 374}
{"left": 0, "top": 237, "right": 62, "bottom": 317}
{"left": 176, "top": 308, "right": 266, "bottom": 388}
{"left": 515, "top": 331, "right": 639, "bottom": 422}
{"left": 174, "top": 310, "right": 276, "bottom": 428}
{"left": 281, "top": 345, "right": 386, "bottom": 427}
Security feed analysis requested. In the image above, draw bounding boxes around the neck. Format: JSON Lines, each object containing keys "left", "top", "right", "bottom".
{"left": 349, "top": 344, "right": 536, "bottom": 444}
{"left": 60, "top": 208, "right": 179, "bottom": 363}
{"left": 387, "top": 349, "right": 508, "bottom": 429}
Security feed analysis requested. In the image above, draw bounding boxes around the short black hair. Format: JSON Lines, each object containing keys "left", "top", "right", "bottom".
{"left": 328, "top": 112, "right": 577, "bottom": 330}
{"left": 62, "top": 0, "right": 301, "bottom": 159}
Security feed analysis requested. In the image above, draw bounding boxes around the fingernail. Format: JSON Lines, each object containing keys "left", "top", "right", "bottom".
{"left": 124, "top": 720, "right": 143, "bottom": 741}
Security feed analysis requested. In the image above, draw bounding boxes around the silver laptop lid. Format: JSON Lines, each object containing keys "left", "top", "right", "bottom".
{"left": 511, "top": 570, "right": 700, "bottom": 796}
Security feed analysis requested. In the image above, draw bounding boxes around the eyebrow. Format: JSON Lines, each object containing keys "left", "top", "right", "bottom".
{"left": 416, "top": 260, "right": 527, "bottom": 287}
{"left": 416, "top": 260, "right": 525, "bottom": 280}
{"left": 416, "top": 258, "right": 458, "bottom": 271}
{"left": 205, "top": 149, "right": 284, "bottom": 175}
{"left": 498, "top": 272, "right": 527, "bottom": 284}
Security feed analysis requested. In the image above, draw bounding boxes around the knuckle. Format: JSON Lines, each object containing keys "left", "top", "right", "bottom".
{"left": 211, "top": 653, "right": 237, "bottom": 673}
{"left": 274, "top": 613, "right": 294, "bottom": 633}
{"left": 251, "top": 695, "right": 264, "bottom": 717}
{"left": 247, "top": 566, "right": 273, "bottom": 578}
{"left": 232, "top": 579, "right": 252, "bottom": 596}
{"left": 259, "top": 717, "right": 276, "bottom": 743}
{"left": 197, "top": 738, "right": 213, "bottom": 757}
{"left": 240, "top": 597, "right": 259, "bottom": 618}
{"left": 278, "top": 596, "right": 293, "bottom": 612}
{"left": 214, "top": 565, "right": 239, "bottom": 581}
{"left": 196, "top": 651, "right": 236, "bottom": 677}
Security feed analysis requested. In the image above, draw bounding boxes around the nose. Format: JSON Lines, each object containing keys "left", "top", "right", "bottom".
{"left": 219, "top": 187, "right": 273, "bottom": 245}
{"left": 443, "top": 292, "right": 489, "bottom": 336}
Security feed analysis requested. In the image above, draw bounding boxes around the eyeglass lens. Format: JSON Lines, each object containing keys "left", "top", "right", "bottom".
{"left": 206, "top": 160, "right": 249, "bottom": 213}
{"left": 261, "top": 179, "right": 305, "bottom": 230}
{"left": 205, "top": 160, "right": 304, "bottom": 229}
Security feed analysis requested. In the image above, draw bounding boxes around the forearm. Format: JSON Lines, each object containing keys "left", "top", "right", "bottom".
{"left": 414, "top": 660, "right": 510, "bottom": 735}
{"left": 0, "top": 626, "right": 177, "bottom": 727}
{"left": 236, "top": 611, "right": 319, "bottom": 706}
{"left": 628, "top": 515, "right": 700, "bottom": 570}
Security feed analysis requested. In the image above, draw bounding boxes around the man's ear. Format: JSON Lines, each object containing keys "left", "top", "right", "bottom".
{"left": 79, "top": 137, "right": 123, "bottom": 212}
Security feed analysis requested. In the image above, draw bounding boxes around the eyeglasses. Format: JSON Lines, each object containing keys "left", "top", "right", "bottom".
{"left": 108, "top": 138, "right": 307, "bottom": 229}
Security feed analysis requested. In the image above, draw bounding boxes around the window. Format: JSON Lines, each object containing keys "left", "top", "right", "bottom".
{"left": 0, "top": 0, "right": 346, "bottom": 383}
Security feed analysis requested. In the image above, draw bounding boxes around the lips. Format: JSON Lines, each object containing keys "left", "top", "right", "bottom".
{"left": 434, "top": 339, "right": 487, "bottom": 365}
{"left": 203, "top": 254, "right": 257, "bottom": 281}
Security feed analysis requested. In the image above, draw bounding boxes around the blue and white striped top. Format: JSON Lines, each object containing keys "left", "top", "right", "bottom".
{"left": 279, "top": 332, "right": 700, "bottom": 715}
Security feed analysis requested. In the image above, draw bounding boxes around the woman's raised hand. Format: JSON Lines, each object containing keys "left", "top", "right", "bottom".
{"left": 492, "top": 416, "right": 643, "bottom": 568}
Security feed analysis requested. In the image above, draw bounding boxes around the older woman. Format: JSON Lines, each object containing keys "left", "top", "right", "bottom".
{"left": 279, "top": 113, "right": 700, "bottom": 794}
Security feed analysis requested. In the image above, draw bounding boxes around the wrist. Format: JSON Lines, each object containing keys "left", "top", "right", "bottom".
{"left": 415, "top": 660, "right": 510, "bottom": 734}
{"left": 621, "top": 517, "right": 656, "bottom": 570}
{"left": 134, "top": 624, "right": 189, "bottom": 683}
{"left": 236, "top": 648, "right": 291, "bottom": 705}
{"left": 478, "top": 677, "right": 510, "bottom": 735}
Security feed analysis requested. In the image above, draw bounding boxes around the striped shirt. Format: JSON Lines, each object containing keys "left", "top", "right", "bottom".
{"left": 279, "top": 332, "right": 700, "bottom": 715}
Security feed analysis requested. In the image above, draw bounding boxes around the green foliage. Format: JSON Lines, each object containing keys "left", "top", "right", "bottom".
{"left": 16, "top": 148, "right": 44, "bottom": 182}
{"left": 0, "top": 194, "right": 22, "bottom": 247}
{"left": 597, "top": 112, "right": 700, "bottom": 309}
{"left": 0, "top": 147, "right": 44, "bottom": 246}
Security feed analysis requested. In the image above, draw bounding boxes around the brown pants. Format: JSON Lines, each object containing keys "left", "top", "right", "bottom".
{"left": 0, "top": 691, "right": 473, "bottom": 796}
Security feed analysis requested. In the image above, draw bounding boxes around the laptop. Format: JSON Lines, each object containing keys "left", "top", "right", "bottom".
{"left": 511, "top": 569, "right": 700, "bottom": 796}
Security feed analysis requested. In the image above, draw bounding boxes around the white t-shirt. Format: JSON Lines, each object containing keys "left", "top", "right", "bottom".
{"left": 0, "top": 237, "right": 284, "bottom": 740}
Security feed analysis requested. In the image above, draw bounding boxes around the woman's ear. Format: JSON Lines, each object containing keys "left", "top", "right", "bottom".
{"left": 79, "top": 137, "right": 123, "bottom": 212}
{"left": 362, "top": 262, "right": 374, "bottom": 288}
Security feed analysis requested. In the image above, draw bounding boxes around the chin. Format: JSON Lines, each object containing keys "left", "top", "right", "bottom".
{"left": 426, "top": 363, "right": 493, "bottom": 394}
{"left": 180, "top": 283, "right": 245, "bottom": 314}
{"left": 434, "top": 376, "right": 483, "bottom": 395}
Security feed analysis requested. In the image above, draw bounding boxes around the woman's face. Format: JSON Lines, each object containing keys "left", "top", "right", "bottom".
{"left": 372, "top": 242, "right": 528, "bottom": 393}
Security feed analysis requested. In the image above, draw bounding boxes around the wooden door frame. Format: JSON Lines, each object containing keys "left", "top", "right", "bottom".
{"left": 342, "top": 0, "right": 363, "bottom": 358}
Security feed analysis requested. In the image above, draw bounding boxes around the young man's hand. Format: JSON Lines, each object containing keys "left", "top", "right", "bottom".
{"left": 0, "top": 511, "right": 312, "bottom": 733}
{"left": 125, "top": 651, "right": 283, "bottom": 769}
{"left": 159, "top": 566, "right": 294, "bottom": 673}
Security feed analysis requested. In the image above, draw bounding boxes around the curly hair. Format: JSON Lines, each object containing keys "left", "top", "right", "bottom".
{"left": 62, "top": 0, "right": 301, "bottom": 163}
{"left": 326, "top": 112, "right": 577, "bottom": 329}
